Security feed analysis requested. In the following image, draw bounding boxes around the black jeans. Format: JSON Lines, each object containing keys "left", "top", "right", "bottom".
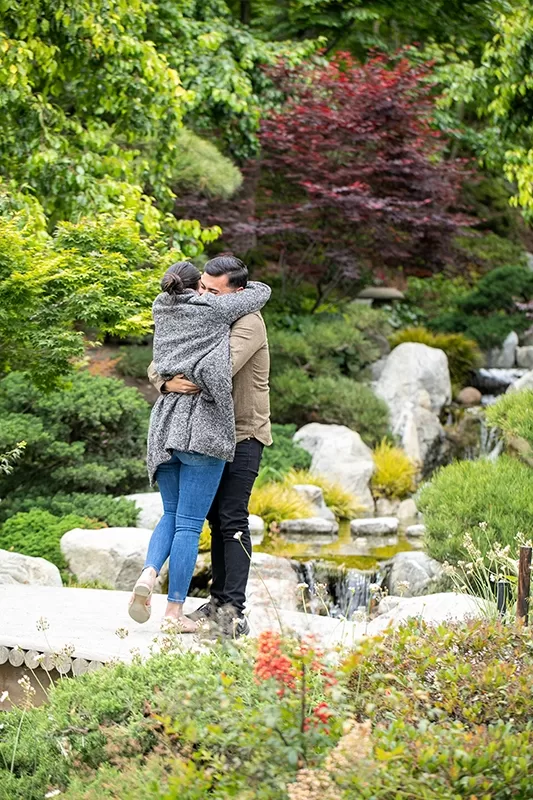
{"left": 207, "top": 438, "right": 264, "bottom": 616}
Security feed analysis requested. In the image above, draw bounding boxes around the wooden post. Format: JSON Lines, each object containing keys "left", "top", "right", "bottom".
{"left": 497, "top": 580, "right": 507, "bottom": 616}
{"left": 516, "top": 546, "right": 532, "bottom": 626}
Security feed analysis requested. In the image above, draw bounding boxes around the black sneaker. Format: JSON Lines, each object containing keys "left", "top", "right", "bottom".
{"left": 186, "top": 599, "right": 219, "bottom": 623}
{"left": 217, "top": 605, "right": 250, "bottom": 640}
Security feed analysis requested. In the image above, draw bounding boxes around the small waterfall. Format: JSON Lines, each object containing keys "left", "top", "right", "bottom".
{"left": 296, "top": 560, "right": 379, "bottom": 619}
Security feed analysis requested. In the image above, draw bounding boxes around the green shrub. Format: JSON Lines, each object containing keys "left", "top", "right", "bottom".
{"left": 269, "top": 306, "right": 387, "bottom": 381}
{"left": 432, "top": 265, "right": 533, "bottom": 348}
{"left": 390, "top": 274, "right": 470, "bottom": 328}
{"left": 371, "top": 440, "right": 417, "bottom": 499}
{"left": 389, "top": 326, "right": 483, "bottom": 391}
{"left": 0, "top": 510, "right": 102, "bottom": 570}
{"left": 0, "top": 493, "right": 139, "bottom": 526}
{"left": 271, "top": 371, "right": 389, "bottom": 447}
{"left": 418, "top": 455, "right": 533, "bottom": 564}
{"left": 115, "top": 345, "right": 153, "bottom": 378}
{"left": 486, "top": 389, "right": 533, "bottom": 450}
{"left": 2, "top": 622, "right": 533, "bottom": 800}
{"left": 0, "top": 372, "right": 150, "bottom": 509}
{"left": 257, "top": 423, "right": 312, "bottom": 484}
{"left": 348, "top": 619, "right": 533, "bottom": 729}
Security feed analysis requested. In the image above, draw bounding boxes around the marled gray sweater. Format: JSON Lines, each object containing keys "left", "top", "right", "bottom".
{"left": 147, "top": 282, "right": 271, "bottom": 481}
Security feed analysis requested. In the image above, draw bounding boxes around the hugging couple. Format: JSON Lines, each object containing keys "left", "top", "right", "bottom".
{"left": 127, "top": 255, "right": 272, "bottom": 639}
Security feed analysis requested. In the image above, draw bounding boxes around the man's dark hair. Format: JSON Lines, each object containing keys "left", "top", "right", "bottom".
{"left": 204, "top": 254, "right": 248, "bottom": 289}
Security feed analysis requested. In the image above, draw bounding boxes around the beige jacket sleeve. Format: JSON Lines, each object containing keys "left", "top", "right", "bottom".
{"left": 147, "top": 312, "right": 264, "bottom": 392}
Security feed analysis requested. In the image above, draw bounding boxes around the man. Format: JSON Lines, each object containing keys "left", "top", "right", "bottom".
{"left": 148, "top": 254, "right": 271, "bottom": 637}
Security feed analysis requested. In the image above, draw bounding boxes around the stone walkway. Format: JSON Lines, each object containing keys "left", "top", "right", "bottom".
{"left": 0, "top": 585, "right": 365, "bottom": 669}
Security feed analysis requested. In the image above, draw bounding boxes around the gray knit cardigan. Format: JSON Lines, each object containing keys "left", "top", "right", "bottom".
{"left": 146, "top": 282, "right": 271, "bottom": 481}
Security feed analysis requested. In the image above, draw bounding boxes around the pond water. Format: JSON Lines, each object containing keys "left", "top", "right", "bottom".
{"left": 257, "top": 521, "right": 421, "bottom": 618}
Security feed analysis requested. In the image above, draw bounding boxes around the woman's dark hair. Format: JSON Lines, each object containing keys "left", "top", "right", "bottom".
{"left": 161, "top": 261, "right": 201, "bottom": 295}
{"left": 204, "top": 254, "right": 248, "bottom": 289}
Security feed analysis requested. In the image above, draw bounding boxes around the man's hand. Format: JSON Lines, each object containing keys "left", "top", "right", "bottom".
{"left": 164, "top": 374, "right": 200, "bottom": 395}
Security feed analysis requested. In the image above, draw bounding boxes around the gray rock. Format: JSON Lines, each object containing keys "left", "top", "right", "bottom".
{"left": 406, "top": 523, "right": 426, "bottom": 537}
{"left": 375, "top": 344, "right": 451, "bottom": 473}
{"left": 385, "top": 551, "right": 442, "bottom": 597}
{"left": 279, "top": 517, "right": 339, "bottom": 542}
{"left": 486, "top": 331, "right": 518, "bottom": 369}
{"left": 246, "top": 552, "right": 299, "bottom": 611}
{"left": 60, "top": 527, "right": 154, "bottom": 591}
{"left": 375, "top": 497, "right": 400, "bottom": 517}
{"left": 370, "top": 592, "right": 492, "bottom": 632}
{"left": 294, "top": 423, "right": 375, "bottom": 510}
{"left": 0, "top": 549, "right": 62, "bottom": 587}
{"left": 507, "top": 369, "right": 533, "bottom": 393}
{"left": 124, "top": 492, "right": 162, "bottom": 529}
{"left": 516, "top": 346, "right": 533, "bottom": 370}
{"left": 371, "top": 357, "right": 388, "bottom": 382}
{"left": 292, "top": 484, "right": 335, "bottom": 521}
{"left": 394, "top": 402, "right": 448, "bottom": 474}
{"left": 376, "top": 342, "right": 452, "bottom": 421}
{"left": 350, "top": 517, "right": 399, "bottom": 536}
{"left": 397, "top": 498, "right": 418, "bottom": 524}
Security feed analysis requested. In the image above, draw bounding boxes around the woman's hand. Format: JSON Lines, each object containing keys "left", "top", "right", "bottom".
{"left": 164, "top": 374, "right": 200, "bottom": 395}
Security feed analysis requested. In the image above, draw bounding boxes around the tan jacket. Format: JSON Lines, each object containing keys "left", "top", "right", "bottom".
{"left": 148, "top": 311, "right": 272, "bottom": 447}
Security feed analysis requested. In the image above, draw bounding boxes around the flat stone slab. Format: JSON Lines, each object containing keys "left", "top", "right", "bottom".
{"left": 279, "top": 517, "right": 339, "bottom": 541}
{"left": 406, "top": 523, "right": 426, "bottom": 537}
{"left": 351, "top": 517, "right": 399, "bottom": 536}
{"left": 0, "top": 585, "right": 365, "bottom": 663}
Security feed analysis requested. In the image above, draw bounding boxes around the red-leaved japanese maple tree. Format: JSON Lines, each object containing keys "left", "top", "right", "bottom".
{"left": 253, "top": 52, "right": 469, "bottom": 305}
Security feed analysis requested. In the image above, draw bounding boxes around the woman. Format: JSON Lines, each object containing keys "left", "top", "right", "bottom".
{"left": 128, "top": 260, "right": 271, "bottom": 630}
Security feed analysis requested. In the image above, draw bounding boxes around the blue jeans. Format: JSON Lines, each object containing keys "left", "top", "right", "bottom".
{"left": 144, "top": 451, "right": 225, "bottom": 603}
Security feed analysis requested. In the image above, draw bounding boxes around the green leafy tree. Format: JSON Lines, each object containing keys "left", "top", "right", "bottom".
{"left": 0, "top": 215, "right": 220, "bottom": 386}
{"left": 0, "top": 0, "right": 248, "bottom": 227}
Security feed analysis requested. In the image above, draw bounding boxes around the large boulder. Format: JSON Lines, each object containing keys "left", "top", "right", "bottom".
{"left": 384, "top": 551, "right": 442, "bottom": 597}
{"left": 376, "top": 343, "right": 451, "bottom": 420}
{"left": 279, "top": 517, "right": 339, "bottom": 542}
{"left": 375, "top": 344, "right": 451, "bottom": 473}
{"left": 246, "top": 552, "right": 300, "bottom": 611}
{"left": 507, "top": 369, "right": 533, "bottom": 393}
{"left": 292, "top": 485, "right": 335, "bottom": 521}
{"left": 60, "top": 528, "right": 154, "bottom": 591}
{"left": 486, "top": 331, "right": 518, "bottom": 369}
{"left": 249, "top": 514, "right": 265, "bottom": 544}
{"left": 124, "top": 492, "right": 163, "bottom": 529}
{"left": 293, "top": 423, "right": 375, "bottom": 510}
{"left": 0, "top": 549, "right": 62, "bottom": 587}
{"left": 368, "top": 592, "right": 492, "bottom": 633}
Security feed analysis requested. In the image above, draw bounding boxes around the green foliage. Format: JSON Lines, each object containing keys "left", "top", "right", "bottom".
{"left": 486, "top": 389, "right": 533, "bottom": 460}
{"left": 0, "top": 493, "right": 139, "bottom": 527}
{"left": 432, "top": 265, "right": 533, "bottom": 348}
{"left": 371, "top": 440, "right": 417, "bottom": 499}
{"left": 389, "top": 327, "right": 483, "bottom": 390}
{"left": 249, "top": 481, "right": 313, "bottom": 526}
{"left": 115, "top": 346, "right": 154, "bottom": 379}
{"left": 0, "top": 509, "right": 101, "bottom": 570}
{"left": 282, "top": 469, "right": 363, "bottom": 519}
{"left": 269, "top": 308, "right": 384, "bottom": 381}
{"left": 257, "top": 423, "right": 312, "bottom": 484}
{"left": 0, "top": 0, "right": 247, "bottom": 226}
{"left": 348, "top": 618, "right": 533, "bottom": 729}
{"left": 271, "top": 371, "right": 389, "bottom": 447}
{"left": 0, "top": 372, "right": 150, "bottom": 508}
{"left": 390, "top": 274, "right": 471, "bottom": 329}
{"left": 0, "top": 216, "right": 220, "bottom": 387}
{"left": 418, "top": 455, "right": 533, "bottom": 564}
{"left": 2, "top": 622, "right": 533, "bottom": 799}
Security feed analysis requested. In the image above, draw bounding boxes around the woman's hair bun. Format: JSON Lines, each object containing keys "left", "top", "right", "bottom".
{"left": 161, "top": 271, "right": 185, "bottom": 295}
